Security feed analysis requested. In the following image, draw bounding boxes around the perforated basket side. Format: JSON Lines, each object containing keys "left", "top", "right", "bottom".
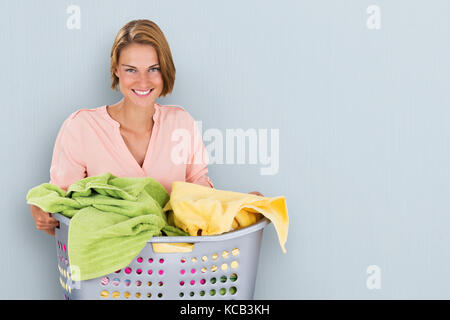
{"left": 53, "top": 213, "right": 269, "bottom": 300}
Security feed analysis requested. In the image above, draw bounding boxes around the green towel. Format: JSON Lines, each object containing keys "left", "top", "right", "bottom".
{"left": 26, "top": 172, "right": 187, "bottom": 281}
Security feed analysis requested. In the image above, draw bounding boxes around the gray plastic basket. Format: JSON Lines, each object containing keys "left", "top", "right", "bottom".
{"left": 53, "top": 213, "right": 270, "bottom": 300}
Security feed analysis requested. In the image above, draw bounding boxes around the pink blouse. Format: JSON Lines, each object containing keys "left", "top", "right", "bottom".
{"left": 49, "top": 103, "right": 214, "bottom": 193}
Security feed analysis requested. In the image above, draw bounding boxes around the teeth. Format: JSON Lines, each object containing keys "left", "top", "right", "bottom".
{"left": 133, "top": 88, "right": 152, "bottom": 95}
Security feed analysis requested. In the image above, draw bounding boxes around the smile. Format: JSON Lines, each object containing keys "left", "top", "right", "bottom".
{"left": 132, "top": 88, "right": 153, "bottom": 97}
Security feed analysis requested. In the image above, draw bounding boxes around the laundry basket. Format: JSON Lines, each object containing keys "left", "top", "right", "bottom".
{"left": 53, "top": 213, "right": 270, "bottom": 300}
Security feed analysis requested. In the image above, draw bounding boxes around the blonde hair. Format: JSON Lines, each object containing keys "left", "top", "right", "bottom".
{"left": 110, "top": 19, "right": 176, "bottom": 97}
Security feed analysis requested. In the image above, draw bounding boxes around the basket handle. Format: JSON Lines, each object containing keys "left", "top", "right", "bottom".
{"left": 52, "top": 213, "right": 270, "bottom": 243}
{"left": 148, "top": 218, "right": 270, "bottom": 243}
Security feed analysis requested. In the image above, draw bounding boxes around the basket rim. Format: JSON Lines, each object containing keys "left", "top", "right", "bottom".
{"left": 53, "top": 213, "right": 270, "bottom": 243}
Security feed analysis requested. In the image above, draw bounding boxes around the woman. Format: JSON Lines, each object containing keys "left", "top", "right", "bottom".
{"left": 30, "top": 19, "right": 263, "bottom": 236}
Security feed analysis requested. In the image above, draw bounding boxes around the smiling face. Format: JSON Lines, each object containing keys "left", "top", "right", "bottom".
{"left": 114, "top": 43, "right": 164, "bottom": 108}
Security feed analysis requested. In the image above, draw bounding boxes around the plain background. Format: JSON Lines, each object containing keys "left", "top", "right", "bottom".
{"left": 1, "top": 0, "right": 450, "bottom": 299}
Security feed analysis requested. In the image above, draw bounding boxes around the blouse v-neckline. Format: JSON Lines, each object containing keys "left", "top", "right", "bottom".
{"left": 102, "top": 104, "right": 161, "bottom": 173}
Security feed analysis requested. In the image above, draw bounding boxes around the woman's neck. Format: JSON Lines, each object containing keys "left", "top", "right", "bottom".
{"left": 114, "top": 98, "right": 155, "bottom": 134}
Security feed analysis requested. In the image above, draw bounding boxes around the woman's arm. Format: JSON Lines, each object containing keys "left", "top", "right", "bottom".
{"left": 49, "top": 116, "right": 87, "bottom": 189}
{"left": 185, "top": 114, "right": 214, "bottom": 188}
{"left": 30, "top": 115, "right": 86, "bottom": 236}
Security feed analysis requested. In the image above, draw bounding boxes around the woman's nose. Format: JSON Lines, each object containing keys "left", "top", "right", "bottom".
{"left": 137, "top": 73, "right": 152, "bottom": 85}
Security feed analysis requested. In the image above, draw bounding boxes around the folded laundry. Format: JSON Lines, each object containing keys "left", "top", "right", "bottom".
{"left": 163, "top": 181, "right": 289, "bottom": 253}
{"left": 26, "top": 172, "right": 187, "bottom": 281}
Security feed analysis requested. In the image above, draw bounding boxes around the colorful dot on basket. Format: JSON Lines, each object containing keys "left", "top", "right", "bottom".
{"left": 148, "top": 258, "right": 153, "bottom": 263}
{"left": 147, "top": 269, "right": 153, "bottom": 275}
{"left": 180, "top": 258, "right": 186, "bottom": 263}
{"left": 190, "top": 280, "right": 195, "bottom": 285}
{"left": 124, "top": 292, "right": 130, "bottom": 299}
{"left": 147, "top": 281, "right": 152, "bottom": 287}
{"left": 221, "top": 263, "right": 228, "bottom": 271}
{"left": 125, "top": 267, "right": 132, "bottom": 274}
{"left": 232, "top": 248, "right": 240, "bottom": 256}
{"left": 112, "top": 291, "right": 120, "bottom": 298}
{"left": 135, "top": 292, "right": 141, "bottom": 298}
{"left": 231, "top": 261, "right": 239, "bottom": 269}
{"left": 136, "top": 268, "right": 142, "bottom": 275}
{"left": 159, "top": 258, "right": 164, "bottom": 264}
{"left": 115, "top": 269, "right": 121, "bottom": 273}
{"left": 136, "top": 257, "right": 143, "bottom": 263}
{"left": 201, "top": 256, "right": 208, "bottom": 262}
{"left": 179, "top": 280, "right": 185, "bottom": 286}
{"left": 158, "top": 281, "right": 163, "bottom": 287}
{"left": 158, "top": 270, "right": 164, "bottom": 275}
{"left": 200, "top": 279, "right": 206, "bottom": 285}
{"left": 211, "top": 265, "right": 218, "bottom": 272}
{"left": 212, "top": 253, "right": 218, "bottom": 260}
{"left": 230, "top": 273, "right": 238, "bottom": 282}
{"left": 112, "top": 278, "right": 120, "bottom": 286}
{"left": 100, "top": 290, "right": 109, "bottom": 298}
{"left": 191, "top": 268, "right": 196, "bottom": 274}
{"left": 229, "top": 286, "right": 237, "bottom": 295}
{"left": 100, "top": 277, "right": 109, "bottom": 285}
{"left": 180, "top": 269, "right": 186, "bottom": 275}
{"left": 222, "top": 251, "right": 229, "bottom": 258}
{"left": 136, "top": 280, "right": 142, "bottom": 287}
{"left": 124, "top": 279, "right": 131, "bottom": 287}
{"left": 201, "top": 267, "right": 207, "bottom": 273}
{"left": 191, "top": 257, "right": 197, "bottom": 263}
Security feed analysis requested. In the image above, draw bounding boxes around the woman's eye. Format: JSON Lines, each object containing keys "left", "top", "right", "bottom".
{"left": 125, "top": 68, "right": 159, "bottom": 73}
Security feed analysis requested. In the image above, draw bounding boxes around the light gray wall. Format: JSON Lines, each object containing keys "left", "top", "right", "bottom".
{"left": 1, "top": 0, "right": 449, "bottom": 299}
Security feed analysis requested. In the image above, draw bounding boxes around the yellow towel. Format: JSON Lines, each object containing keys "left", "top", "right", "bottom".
{"left": 163, "top": 181, "right": 289, "bottom": 253}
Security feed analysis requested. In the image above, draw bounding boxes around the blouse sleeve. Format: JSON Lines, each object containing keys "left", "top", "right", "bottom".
{"left": 185, "top": 114, "right": 214, "bottom": 188}
{"left": 49, "top": 116, "right": 87, "bottom": 191}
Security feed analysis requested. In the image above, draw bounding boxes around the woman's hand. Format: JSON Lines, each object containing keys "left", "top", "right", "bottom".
{"left": 248, "top": 191, "right": 264, "bottom": 197}
{"left": 29, "top": 204, "right": 59, "bottom": 236}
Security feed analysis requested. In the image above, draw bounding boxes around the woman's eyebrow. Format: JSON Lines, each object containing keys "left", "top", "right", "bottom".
{"left": 121, "top": 64, "right": 159, "bottom": 68}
